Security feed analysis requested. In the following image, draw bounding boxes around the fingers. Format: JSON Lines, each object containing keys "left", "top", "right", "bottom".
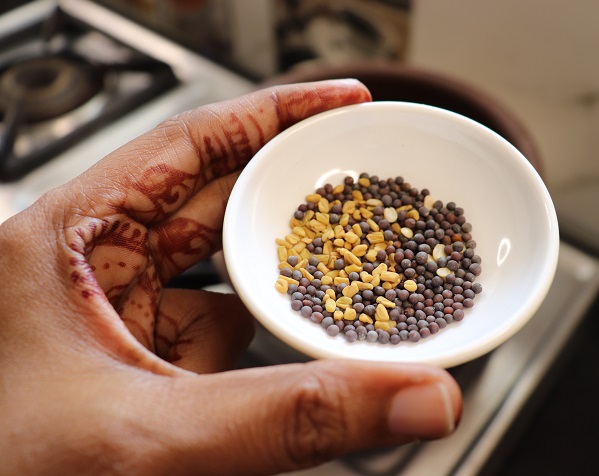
{"left": 149, "top": 361, "right": 462, "bottom": 475}
{"left": 154, "top": 288, "right": 255, "bottom": 373}
{"left": 80, "top": 79, "right": 371, "bottom": 224}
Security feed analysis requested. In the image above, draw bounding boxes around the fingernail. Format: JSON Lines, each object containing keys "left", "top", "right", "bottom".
{"left": 388, "top": 382, "right": 456, "bottom": 439}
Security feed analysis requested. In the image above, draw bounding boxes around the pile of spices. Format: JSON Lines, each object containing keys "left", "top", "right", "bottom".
{"left": 274, "top": 173, "right": 482, "bottom": 344}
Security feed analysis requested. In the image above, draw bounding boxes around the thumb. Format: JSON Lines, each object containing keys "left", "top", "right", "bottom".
{"left": 155, "top": 360, "right": 462, "bottom": 475}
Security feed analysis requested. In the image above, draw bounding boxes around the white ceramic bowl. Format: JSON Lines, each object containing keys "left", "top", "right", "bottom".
{"left": 223, "top": 102, "right": 559, "bottom": 368}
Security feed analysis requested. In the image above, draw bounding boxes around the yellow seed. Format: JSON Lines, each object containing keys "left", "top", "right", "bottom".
{"left": 334, "top": 277, "right": 350, "bottom": 286}
{"left": 355, "top": 281, "right": 374, "bottom": 291}
{"left": 338, "top": 269, "right": 348, "bottom": 278}
{"left": 292, "top": 241, "right": 306, "bottom": 253}
{"left": 352, "top": 223, "right": 363, "bottom": 238}
{"left": 359, "top": 314, "right": 374, "bottom": 324}
{"left": 437, "top": 267, "right": 452, "bottom": 278}
{"left": 300, "top": 249, "right": 311, "bottom": 260}
{"left": 433, "top": 243, "right": 447, "bottom": 260}
{"left": 365, "top": 249, "right": 378, "bottom": 262}
{"left": 371, "top": 274, "right": 380, "bottom": 287}
{"left": 380, "top": 271, "right": 400, "bottom": 282}
{"left": 304, "top": 227, "right": 316, "bottom": 239}
{"left": 360, "top": 208, "right": 374, "bottom": 219}
{"left": 307, "top": 219, "right": 326, "bottom": 233}
{"left": 358, "top": 177, "right": 370, "bottom": 187}
{"left": 376, "top": 296, "right": 396, "bottom": 308}
{"left": 366, "top": 231, "right": 385, "bottom": 244}
{"left": 323, "top": 241, "right": 334, "bottom": 254}
{"left": 339, "top": 213, "right": 350, "bottom": 227}
{"left": 352, "top": 209, "right": 362, "bottom": 220}
{"left": 407, "top": 209, "right": 420, "bottom": 220}
{"left": 401, "top": 227, "right": 414, "bottom": 239}
{"left": 383, "top": 207, "right": 398, "bottom": 223}
{"left": 374, "top": 321, "right": 391, "bottom": 331}
{"left": 315, "top": 212, "right": 330, "bottom": 225}
{"left": 344, "top": 250, "right": 361, "bottom": 267}
{"left": 342, "top": 283, "right": 359, "bottom": 298}
{"left": 295, "top": 258, "right": 308, "bottom": 270}
{"left": 375, "top": 303, "right": 390, "bottom": 321}
{"left": 397, "top": 204, "right": 413, "bottom": 212}
{"left": 290, "top": 218, "right": 302, "bottom": 228}
{"left": 278, "top": 276, "right": 299, "bottom": 285}
{"left": 305, "top": 193, "right": 321, "bottom": 203}
{"left": 326, "top": 289, "right": 336, "bottom": 299}
{"left": 344, "top": 241, "right": 352, "bottom": 250}
{"left": 336, "top": 296, "right": 353, "bottom": 309}
{"left": 292, "top": 226, "right": 306, "bottom": 237}
{"left": 352, "top": 244, "right": 368, "bottom": 257}
{"left": 352, "top": 189, "right": 364, "bottom": 201}
{"left": 275, "top": 278, "right": 288, "bottom": 294}
{"left": 360, "top": 271, "right": 373, "bottom": 283}
{"left": 366, "top": 198, "right": 383, "bottom": 207}
{"left": 300, "top": 237, "right": 312, "bottom": 244}
{"left": 322, "top": 229, "right": 334, "bottom": 242}
{"left": 325, "top": 270, "right": 339, "bottom": 278}
{"left": 388, "top": 320, "right": 398, "bottom": 329}
{"left": 391, "top": 222, "right": 401, "bottom": 234}
{"left": 366, "top": 218, "right": 380, "bottom": 232}
{"left": 325, "top": 299, "right": 337, "bottom": 313}
{"left": 334, "top": 310, "right": 344, "bottom": 320}
{"left": 318, "top": 197, "right": 330, "bottom": 213}
{"left": 344, "top": 231, "right": 360, "bottom": 244}
{"left": 276, "top": 237, "right": 292, "bottom": 249}
{"left": 403, "top": 279, "right": 417, "bottom": 292}
{"left": 382, "top": 282, "right": 393, "bottom": 290}
{"left": 333, "top": 238, "right": 345, "bottom": 248}
{"left": 278, "top": 262, "right": 293, "bottom": 270}
{"left": 300, "top": 268, "right": 315, "bottom": 281}
{"left": 344, "top": 264, "right": 362, "bottom": 274}
{"left": 373, "top": 263, "right": 388, "bottom": 276}
{"left": 341, "top": 200, "right": 356, "bottom": 214}
{"left": 332, "top": 184, "right": 344, "bottom": 194}
{"left": 317, "top": 262, "right": 329, "bottom": 273}
{"left": 277, "top": 246, "right": 287, "bottom": 261}
{"left": 321, "top": 275, "right": 333, "bottom": 285}
{"left": 344, "top": 307, "right": 357, "bottom": 321}
{"left": 423, "top": 195, "right": 435, "bottom": 209}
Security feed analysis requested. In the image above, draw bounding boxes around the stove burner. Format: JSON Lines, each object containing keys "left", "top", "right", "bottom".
{"left": 0, "top": 56, "right": 102, "bottom": 122}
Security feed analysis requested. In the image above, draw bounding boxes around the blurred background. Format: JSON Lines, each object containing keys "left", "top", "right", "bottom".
{"left": 0, "top": 1, "right": 597, "bottom": 474}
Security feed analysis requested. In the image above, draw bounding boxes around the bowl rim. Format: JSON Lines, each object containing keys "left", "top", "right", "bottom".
{"left": 223, "top": 101, "right": 560, "bottom": 367}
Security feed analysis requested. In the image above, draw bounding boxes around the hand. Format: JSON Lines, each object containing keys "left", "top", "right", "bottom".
{"left": 0, "top": 80, "right": 461, "bottom": 475}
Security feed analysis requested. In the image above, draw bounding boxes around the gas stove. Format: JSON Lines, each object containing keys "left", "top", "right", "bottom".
{"left": 0, "top": 2, "right": 598, "bottom": 476}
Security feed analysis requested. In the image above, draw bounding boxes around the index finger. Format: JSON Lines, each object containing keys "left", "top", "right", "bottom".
{"left": 82, "top": 79, "right": 372, "bottom": 224}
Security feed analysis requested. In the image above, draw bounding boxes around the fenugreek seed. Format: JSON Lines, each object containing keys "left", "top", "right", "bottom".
{"left": 295, "top": 258, "right": 308, "bottom": 270}
{"left": 400, "top": 227, "right": 414, "bottom": 238}
{"left": 407, "top": 209, "right": 420, "bottom": 220}
{"left": 437, "top": 267, "right": 452, "bottom": 278}
{"left": 352, "top": 210, "right": 361, "bottom": 220}
{"left": 366, "top": 231, "right": 385, "bottom": 244}
{"left": 318, "top": 197, "right": 330, "bottom": 213}
{"left": 344, "top": 232, "right": 359, "bottom": 245}
{"left": 360, "top": 271, "right": 373, "bottom": 283}
{"left": 374, "top": 321, "right": 391, "bottom": 331}
{"left": 365, "top": 249, "right": 378, "bottom": 262}
{"left": 325, "top": 299, "right": 337, "bottom": 313}
{"left": 397, "top": 204, "right": 413, "bottom": 212}
{"left": 299, "top": 249, "right": 311, "bottom": 260}
{"left": 278, "top": 262, "right": 293, "bottom": 270}
{"left": 345, "top": 251, "right": 361, "bottom": 266}
{"left": 355, "top": 281, "right": 374, "bottom": 291}
{"left": 300, "top": 268, "right": 315, "bottom": 281}
{"left": 336, "top": 296, "right": 353, "bottom": 309}
{"left": 292, "top": 241, "right": 306, "bottom": 252}
{"left": 383, "top": 207, "right": 398, "bottom": 223}
{"left": 316, "top": 262, "right": 329, "bottom": 273}
{"left": 344, "top": 241, "right": 352, "bottom": 250}
{"left": 332, "top": 184, "right": 344, "bottom": 194}
{"left": 290, "top": 218, "right": 302, "bottom": 228}
{"left": 276, "top": 237, "right": 292, "bottom": 249}
{"left": 307, "top": 219, "right": 326, "bottom": 233}
{"left": 352, "top": 223, "right": 363, "bottom": 237}
{"left": 375, "top": 304, "right": 390, "bottom": 321}
{"left": 305, "top": 193, "right": 321, "bottom": 203}
{"left": 373, "top": 263, "right": 388, "bottom": 276}
{"left": 360, "top": 208, "right": 374, "bottom": 219}
{"left": 277, "top": 246, "right": 287, "bottom": 261}
{"left": 323, "top": 241, "right": 334, "bottom": 254}
{"left": 334, "top": 310, "right": 344, "bottom": 320}
{"left": 391, "top": 222, "right": 402, "bottom": 234}
{"left": 334, "top": 277, "right": 350, "bottom": 286}
{"left": 433, "top": 243, "right": 447, "bottom": 260}
{"left": 292, "top": 226, "right": 306, "bottom": 237}
{"left": 333, "top": 238, "right": 345, "bottom": 248}
{"left": 321, "top": 275, "right": 333, "bottom": 285}
{"left": 366, "top": 218, "right": 380, "bottom": 232}
{"left": 352, "top": 189, "right": 364, "bottom": 201}
{"left": 359, "top": 314, "right": 374, "bottom": 324}
{"left": 339, "top": 214, "right": 350, "bottom": 227}
{"left": 352, "top": 244, "right": 368, "bottom": 257}
{"left": 371, "top": 274, "right": 381, "bottom": 287}
{"left": 382, "top": 282, "right": 394, "bottom": 290}
{"left": 342, "top": 201, "right": 356, "bottom": 214}
{"left": 423, "top": 195, "right": 435, "bottom": 209}
{"left": 300, "top": 237, "right": 312, "bottom": 244}
{"left": 326, "top": 289, "right": 336, "bottom": 299}
{"left": 366, "top": 198, "right": 384, "bottom": 208}
{"left": 315, "top": 212, "right": 330, "bottom": 225}
{"left": 344, "top": 307, "right": 357, "bottom": 321}
{"left": 338, "top": 269, "right": 348, "bottom": 278}
{"left": 376, "top": 296, "right": 396, "bottom": 308}
{"left": 342, "top": 283, "right": 359, "bottom": 298}
{"left": 358, "top": 177, "right": 371, "bottom": 187}
{"left": 380, "top": 271, "right": 400, "bottom": 282}
{"left": 404, "top": 279, "right": 418, "bottom": 292}
{"left": 344, "top": 264, "right": 362, "bottom": 274}
{"left": 278, "top": 276, "right": 300, "bottom": 285}
{"left": 275, "top": 279, "right": 288, "bottom": 294}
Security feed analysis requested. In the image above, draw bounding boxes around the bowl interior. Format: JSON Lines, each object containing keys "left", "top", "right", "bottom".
{"left": 223, "top": 102, "right": 559, "bottom": 368}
